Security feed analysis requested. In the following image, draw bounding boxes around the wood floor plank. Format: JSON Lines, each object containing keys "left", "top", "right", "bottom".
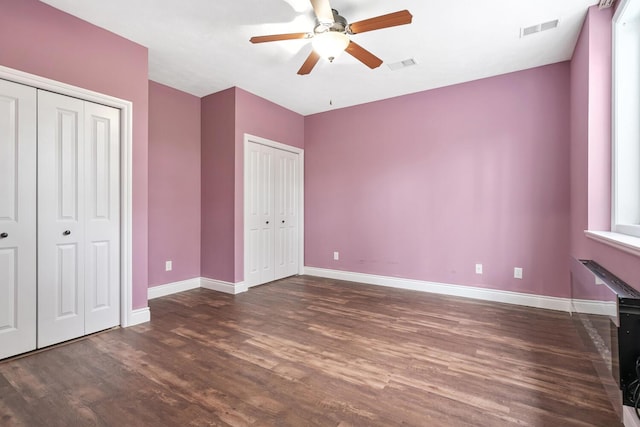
{"left": 0, "top": 276, "right": 623, "bottom": 426}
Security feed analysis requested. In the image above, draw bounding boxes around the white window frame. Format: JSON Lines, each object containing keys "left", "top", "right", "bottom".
{"left": 612, "top": 0, "right": 640, "bottom": 238}
{"left": 586, "top": 0, "right": 640, "bottom": 257}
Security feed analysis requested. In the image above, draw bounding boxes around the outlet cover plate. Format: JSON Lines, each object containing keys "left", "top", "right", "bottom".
{"left": 514, "top": 267, "right": 523, "bottom": 279}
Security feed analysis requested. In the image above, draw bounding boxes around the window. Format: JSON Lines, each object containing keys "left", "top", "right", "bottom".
{"left": 613, "top": 0, "right": 640, "bottom": 238}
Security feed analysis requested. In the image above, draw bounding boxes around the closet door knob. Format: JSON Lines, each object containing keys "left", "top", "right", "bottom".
{"left": 282, "top": 220, "right": 285, "bottom": 224}
{"left": 63, "top": 230, "right": 71, "bottom": 236}
{"left": 0, "top": 232, "right": 7, "bottom": 238}
{"left": 266, "top": 221, "right": 269, "bottom": 225}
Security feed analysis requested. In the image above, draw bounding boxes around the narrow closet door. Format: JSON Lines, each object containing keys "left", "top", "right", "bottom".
{"left": 37, "top": 90, "right": 86, "bottom": 348}
{"left": 245, "top": 142, "right": 275, "bottom": 287}
{"left": 84, "top": 102, "right": 120, "bottom": 335}
{"left": 274, "top": 149, "right": 299, "bottom": 280}
{"left": 0, "top": 80, "right": 37, "bottom": 359}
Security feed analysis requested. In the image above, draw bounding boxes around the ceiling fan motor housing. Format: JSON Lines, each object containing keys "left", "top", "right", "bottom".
{"left": 315, "top": 9, "right": 348, "bottom": 34}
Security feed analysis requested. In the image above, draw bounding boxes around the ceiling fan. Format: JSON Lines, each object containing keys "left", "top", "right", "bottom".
{"left": 249, "top": 0, "right": 413, "bottom": 75}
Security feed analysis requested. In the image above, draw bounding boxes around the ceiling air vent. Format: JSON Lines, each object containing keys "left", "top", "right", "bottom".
{"left": 520, "top": 19, "right": 559, "bottom": 37}
{"left": 388, "top": 58, "right": 417, "bottom": 71}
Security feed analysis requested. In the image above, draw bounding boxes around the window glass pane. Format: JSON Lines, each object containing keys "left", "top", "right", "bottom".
{"left": 613, "top": 0, "right": 640, "bottom": 237}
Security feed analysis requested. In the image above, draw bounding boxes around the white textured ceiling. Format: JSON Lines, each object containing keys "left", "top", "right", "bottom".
{"left": 40, "top": 0, "right": 599, "bottom": 116}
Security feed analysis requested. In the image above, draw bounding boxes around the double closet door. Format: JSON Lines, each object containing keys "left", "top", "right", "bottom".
{"left": 0, "top": 79, "right": 121, "bottom": 359}
{"left": 245, "top": 141, "right": 300, "bottom": 287}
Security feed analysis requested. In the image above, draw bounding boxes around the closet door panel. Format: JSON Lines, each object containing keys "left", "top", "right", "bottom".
{"left": 245, "top": 145, "right": 262, "bottom": 286}
{"left": 56, "top": 244, "right": 81, "bottom": 315}
{"left": 245, "top": 142, "right": 275, "bottom": 286}
{"left": 84, "top": 102, "right": 120, "bottom": 334}
{"left": 37, "top": 90, "right": 85, "bottom": 348}
{"left": 0, "top": 80, "right": 36, "bottom": 359}
{"left": 274, "top": 150, "right": 299, "bottom": 280}
{"left": 258, "top": 147, "right": 275, "bottom": 284}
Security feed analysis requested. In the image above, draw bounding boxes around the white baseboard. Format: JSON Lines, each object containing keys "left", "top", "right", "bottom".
{"left": 201, "top": 278, "right": 248, "bottom": 295}
{"left": 146, "top": 277, "right": 248, "bottom": 302}
{"left": 148, "top": 278, "right": 201, "bottom": 300}
{"left": 144, "top": 268, "right": 574, "bottom": 315}
{"left": 128, "top": 307, "right": 150, "bottom": 326}
{"left": 140, "top": 277, "right": 246, "bottom": 326}
{"left": 304, "top": 266, "right": 572, "bottom": 312}
{"left": 625, "top": 406, "right": 640, "bottom": 427}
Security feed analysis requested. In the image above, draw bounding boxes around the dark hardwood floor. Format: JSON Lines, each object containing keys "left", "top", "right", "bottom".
{"left": 0, "top": 276, "right": 622, "bottom": 426}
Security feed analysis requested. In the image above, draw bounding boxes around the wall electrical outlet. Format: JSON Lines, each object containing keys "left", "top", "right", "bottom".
{"left": 333, "top": 251, "right": 339, "bottom": 261}
{"left": 475, "top": 264, "right": 483, "bottom": 274}
{"left": 514, "top": 267, "right": 523, "bottom": 279}
{"left": 165, "top": 260, "right": 172, "bottom": 271}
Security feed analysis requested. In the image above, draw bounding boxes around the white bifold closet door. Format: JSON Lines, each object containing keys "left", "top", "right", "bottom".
{"left": 0, "top": 80, "right": 37, "bottom": 360}
{"left": 0, "top": 81, "right": 121, "bottom": 358}
{"left": 245, "top": 141, "right": 299, "bottom": 287}
{"left": 37, "top": 90, "right": 121, "bottom": 348}
{"left": 273, "top": 147, "right": 299, "bottom": 280}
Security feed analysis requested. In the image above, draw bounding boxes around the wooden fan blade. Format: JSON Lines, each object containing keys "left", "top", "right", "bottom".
{"left": 345, "top": 41, "right": 383, "bottom": 69}
{"left": 250, "top": 33, "right": 310, "bottom": 43}
{"left": 310, "top": 0, "right": 334, "bottom": 23}
{"left": 348, "top": 10, "right": 413, "bottom": 34}
{"left": 297, "top": 50, "right": 321, "bottom": 75}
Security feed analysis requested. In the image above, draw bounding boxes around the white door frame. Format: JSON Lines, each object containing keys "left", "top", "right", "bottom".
{"left": 0, "top": 65, "right": 140, "bottom": 327}
{"left": 244, "top": 133, "right": 304, "bottom": 286}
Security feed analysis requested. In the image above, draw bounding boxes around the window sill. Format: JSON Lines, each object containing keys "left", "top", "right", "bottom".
{"left": 585, "top": 230, "right": 640, "bottom": 258}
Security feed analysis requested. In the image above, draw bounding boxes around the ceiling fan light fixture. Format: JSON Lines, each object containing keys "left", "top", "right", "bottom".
{"left": 312, "top": 31, "right": 350, "bottom": 62}
{"left": 250, "top": 2, "right": 412, "bottom": 75}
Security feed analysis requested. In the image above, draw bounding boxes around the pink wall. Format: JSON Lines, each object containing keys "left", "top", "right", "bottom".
{"left": 305, "top": 64, "right": 572, "bottom": 298}
{"left": 570, "top": 10, "right": 590, "bottom": 257}
{"left": 570, "top": 6, "right": 640, "bottom": 290}
{"left": 235, "top": 88, "right": 305, "bottom": 150}
{"left": 7, "top": 0, "right": 630, "bottom": 307}
{"left": 234, "top": 88, "right": 305, "bottom": 282}
{"left": 0, "top": 0, "right": 150, "bottom": 309}
{"left": 200, "top": 87, "right": 304, "bottom": 283}
{"left": 201, "top": 88, "right": 236, "bottom": 283}
{"left": 200, "top": 88, "right": 304, "bottom": 284}
{"left": 148, "top": 81, "right": 201, "bottom": 287}
{"left": 570, "top": 6, "right": 612, "bottom": 255}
